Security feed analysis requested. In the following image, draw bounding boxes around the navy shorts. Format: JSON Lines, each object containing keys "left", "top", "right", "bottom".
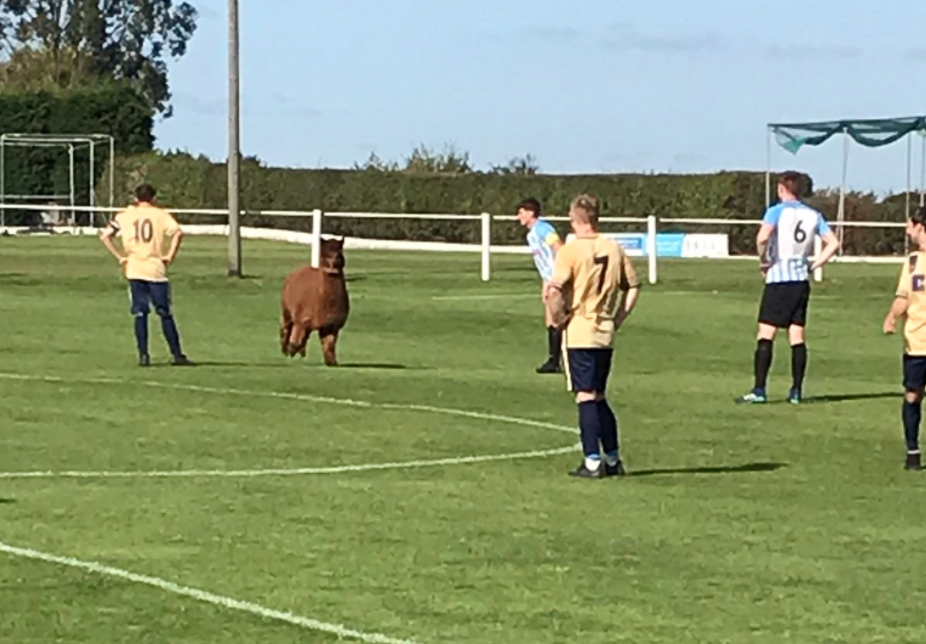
{"left": 565, "top": 348, "right": 613, "bottom": 393}
{"left": 904, "top": 355, "right": 926, "bottom": 391}
{"left": 129, "top": 280, "right": 172, "bottom": 317}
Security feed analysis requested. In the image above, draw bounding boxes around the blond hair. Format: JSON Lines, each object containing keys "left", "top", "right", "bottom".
{"left": 570, "top": 193, "right": 599, "bottom": 226}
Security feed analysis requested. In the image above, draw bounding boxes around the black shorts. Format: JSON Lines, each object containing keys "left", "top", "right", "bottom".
{"left": 565, "top": 348, "right": 613, "bottom": 393}
{"left": 904, "top": 355, "right": 926, "bottom": 391}
{"left": 758, "top": 281, "right": 810, "bottom": 328}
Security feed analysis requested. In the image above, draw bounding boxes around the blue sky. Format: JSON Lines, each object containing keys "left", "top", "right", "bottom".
{"left": 156, "top": 0, "right": 926, "bottom": 195}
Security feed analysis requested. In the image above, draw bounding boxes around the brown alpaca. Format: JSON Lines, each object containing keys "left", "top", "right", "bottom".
{"left": 279, "top": 238, "right": 349, "bottom": 366}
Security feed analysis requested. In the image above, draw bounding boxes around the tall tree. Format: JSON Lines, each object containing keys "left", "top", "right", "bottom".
{"left": 403, "top": 144, "right": 472, "bottom": 174}
{"left": 0, "top": 0, "right": 198, "bottom": 116}
{"left": 490, "top": 154, "right": 540, "bottom": 176}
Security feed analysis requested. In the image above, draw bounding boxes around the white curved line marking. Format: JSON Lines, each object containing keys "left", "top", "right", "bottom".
{"left": 0, "top": 541, "right": 419, "bottom": 644}
{"left": 0, "top": 372, "right": 578, "bottom": 479}
{"left": 0, "top": 445, "right": 579, "bottom": 479}
{"left": 0, "top": 373, "right": 574, "bottom": 434}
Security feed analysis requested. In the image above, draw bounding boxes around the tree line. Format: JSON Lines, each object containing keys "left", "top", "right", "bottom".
{"left": 0, "top": 3, "right": 914, "bottom": 256}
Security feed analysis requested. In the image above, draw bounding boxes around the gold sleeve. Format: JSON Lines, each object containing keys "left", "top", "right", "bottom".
{"left": 163, "top": 212, "right": 181, "bottom": 236}
{"left": 897, "top": 262, "right": 912, "bottom": 298}
{"left": 107, "top": 212, "right": 124, "bottom": 234}
{"left": 619, "top": 250, "right": 640, "bottom": 291}
{"left": 552, "top": 244, "right": 574, "bottom": 285}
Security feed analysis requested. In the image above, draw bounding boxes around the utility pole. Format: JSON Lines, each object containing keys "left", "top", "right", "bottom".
{"left": 227, "top": 0, "right": 242, "bottom": 276}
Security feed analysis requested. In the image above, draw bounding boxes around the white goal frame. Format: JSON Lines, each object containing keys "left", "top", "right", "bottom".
{"left": 0, "top": 133, "right": 115, "bottom": 226}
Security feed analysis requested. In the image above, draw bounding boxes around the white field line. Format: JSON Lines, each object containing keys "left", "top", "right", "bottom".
{"left": 0, "top": 541, "right": 419, "bottom": 644}
{"left": 0, "top": 372, "right": 578, "bottom": 479}
{"left": 430, "top": 293, "right": 536, "bottom": 301}
{"left": 0, "top": 373, "right": 574, "bottom": 434}
{"left": 0, "top": 445, "right": 579, "bottom": 480}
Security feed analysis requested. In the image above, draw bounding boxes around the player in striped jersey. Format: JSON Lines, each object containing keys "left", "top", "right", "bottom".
{"left": 736, "top": 171, "right": 840, "bottom": 404}
{"left": 883, "top": 207, "right": 926, "bottom": 470}
{"left": 517, "top": 198, "right": 564, "bottom": 373}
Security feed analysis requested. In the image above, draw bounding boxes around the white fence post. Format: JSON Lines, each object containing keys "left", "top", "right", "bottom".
{"left": 481, "top": 212, "right": 491, "bottom": 282}
{"left": 310, "top": 208, "right": 323, "bottom": 268}
{"left": 646, "top": 215, "right": 658, "bottom": 284}
{"left": 813, "top": 235, "right": 823, "bottom": 282}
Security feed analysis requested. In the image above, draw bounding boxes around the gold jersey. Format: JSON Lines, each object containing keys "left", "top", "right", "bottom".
{"left": 552, "top": 234, "right": 640, "bottom": 348}
{"left": 896, "top": 251, "right": 926, "bottom": 356}
{"left": 108, "top": 205, "right": 180, "bottom": 282}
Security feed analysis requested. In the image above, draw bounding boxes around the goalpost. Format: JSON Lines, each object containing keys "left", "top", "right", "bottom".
{"left": 0, "top": 133, "right": 115, "bottom": 227}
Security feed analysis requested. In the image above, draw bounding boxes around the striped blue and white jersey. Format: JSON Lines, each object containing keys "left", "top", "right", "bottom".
{"left": 762, "top": 201, "right": 831, "bottom": 284}
{"left": 526, "top": 218, "right": 561, "bottom": 281}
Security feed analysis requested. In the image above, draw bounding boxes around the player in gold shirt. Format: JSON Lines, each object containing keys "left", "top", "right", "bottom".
{"left": 100, "top": 184, "right": 191, "bottom": 367}
{"left": 884, "top": 207, "right": 926, "bottom": 470}
{"left": 547, "top": 194, "right": 641, "bottom": 479}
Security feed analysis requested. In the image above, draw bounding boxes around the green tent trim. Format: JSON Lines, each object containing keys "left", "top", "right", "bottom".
{"left": 770, "top": 116, "right": 926, "bottom": 155}
{"left": 765, "top": 116, "right": 926, "bottom": 261}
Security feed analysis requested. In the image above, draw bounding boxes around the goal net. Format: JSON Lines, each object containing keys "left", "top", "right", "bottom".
{"left": 0, "top": 133, "right": 115, "bottom": 228}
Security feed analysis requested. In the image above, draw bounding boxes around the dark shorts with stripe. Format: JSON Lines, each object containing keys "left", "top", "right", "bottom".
{"left": 758, "top": 281, "right": 811, "bottom": 328}
{"left": 904, "top": 354, "right": 926, "bottom": 392}
{"left": 565, "top": 348, "right": 613, "bottom": 393}
{"left": 129, "top": 280, "right": 172, "bottom": 317}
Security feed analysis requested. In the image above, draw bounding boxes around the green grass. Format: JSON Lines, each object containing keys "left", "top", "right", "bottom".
{"left": 1, "top": 235, "right": 925, "bottom": 644}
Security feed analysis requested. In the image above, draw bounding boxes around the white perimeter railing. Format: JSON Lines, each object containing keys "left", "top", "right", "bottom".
{"left": 0, "top": 203, "right": 908, "bottom": 284}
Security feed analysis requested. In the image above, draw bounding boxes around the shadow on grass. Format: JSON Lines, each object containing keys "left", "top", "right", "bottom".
{"left": 770, "top": 392, "right": 899, "bottom": 405}
{"left": 0, "top": 498, "right": 17, "bottom": 505}
{"left": 153, "top": 360, "right": 411, "bottom": 370}
{"left": 629, "top": 462, "right": 787, "bottom": 478}
{"left": 337, "top": 363, "right": 408, "bottom": 370}
{"left": 226, "top": 274, "right": 264, "bottom": 281}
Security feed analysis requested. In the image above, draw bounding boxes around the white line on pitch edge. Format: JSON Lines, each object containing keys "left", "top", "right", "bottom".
{"left": 0, "top": 541, "right": 419, "bottom": 644}
{"left": 0, "top": 445, "right": 579, "bottom": 479}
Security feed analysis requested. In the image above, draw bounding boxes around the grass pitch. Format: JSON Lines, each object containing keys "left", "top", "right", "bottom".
{"left": 1, "top": 236, "right": 925, "bottom": 644}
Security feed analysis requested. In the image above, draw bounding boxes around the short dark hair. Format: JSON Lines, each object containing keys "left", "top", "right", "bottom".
{"left": 135, "top": 184, "right": 157, "bottom": 203}
{"left": 778, "top": 171, "right": 805, "bottom": 198}
{"left": 517, "top": 197, "right": 542, "bottom": 217}
{"left": 911, "top": 206, "right": 926, "bottom": 228}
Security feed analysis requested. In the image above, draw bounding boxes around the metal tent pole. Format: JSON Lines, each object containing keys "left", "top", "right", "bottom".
{"left": 921, "top": 131, "right": 925, "bottom": 208}
{"left": 907, "top": 135, "right": 912, "bottom": 254}
{"left": 837, "top": 128, "right": 849, "bottom": 256}
{"left": 765, "top": 127, "right": 772, "bottom": 208}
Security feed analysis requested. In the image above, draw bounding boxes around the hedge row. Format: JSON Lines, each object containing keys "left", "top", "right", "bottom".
{"left": 0, "top": 85, "right": 153, "bottom": 225}
{"left": 106, "top": 152, "right": 913, "bottom": 255}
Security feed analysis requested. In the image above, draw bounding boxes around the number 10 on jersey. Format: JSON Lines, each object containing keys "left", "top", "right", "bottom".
{"left": 133, "top": 219, "right": 154, "bottom": 243}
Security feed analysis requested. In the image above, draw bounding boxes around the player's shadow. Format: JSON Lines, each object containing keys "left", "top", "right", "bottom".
{"left": 147, "top": 361, "right": 293, "bottom": 369}
{"left": 771, "top": 392, "right": 899, "bottom": 405}
{"left": 337, "top": 363, "right": 409, "bottom": 370}
{"left": 163, "top": 361, "right": 411, "bottom": 370}
{"left": 629, "top": 462, "right": 787, "bottom": 478}
{"left": 0, "top": 498, "right": 16, "bottom": 505}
